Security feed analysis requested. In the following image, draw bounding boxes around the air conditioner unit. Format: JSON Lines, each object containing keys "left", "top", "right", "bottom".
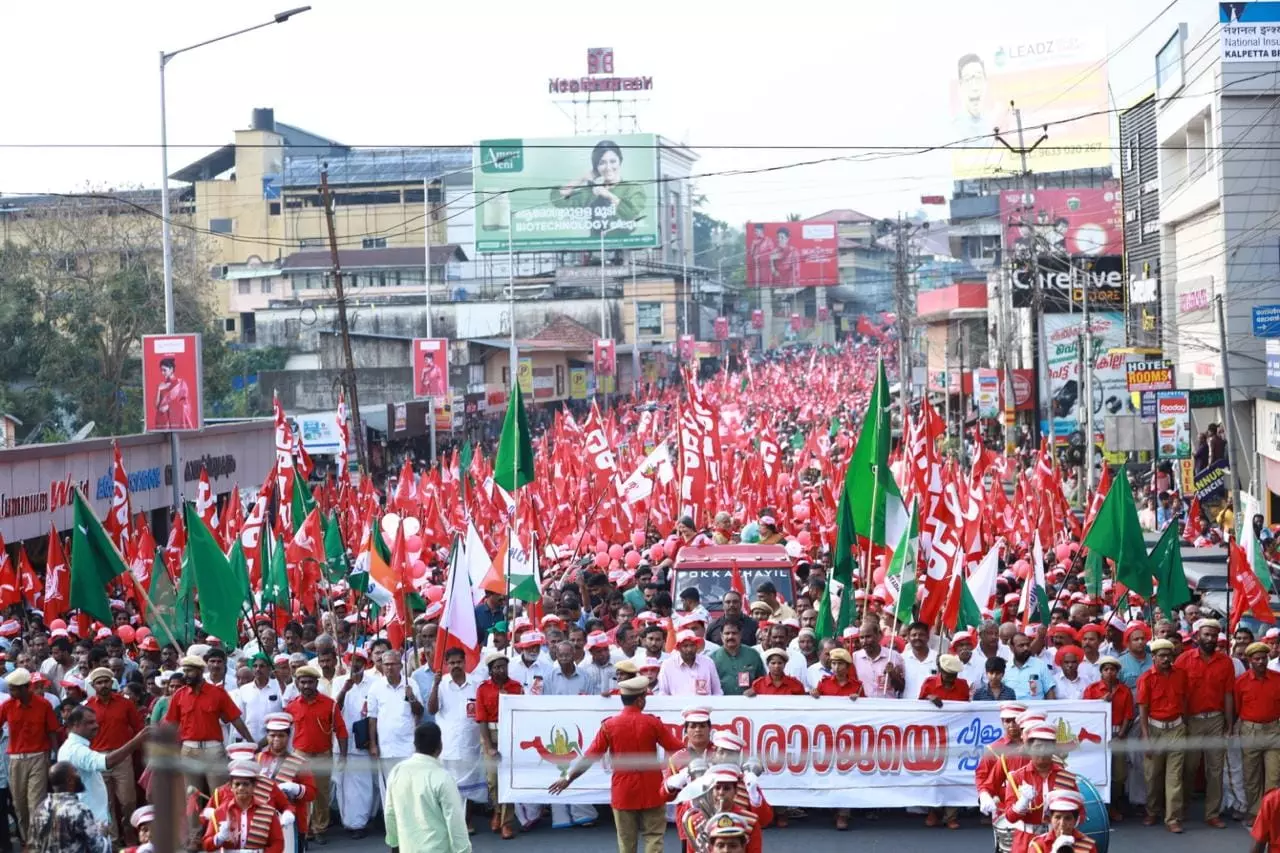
{"left": 209, "top": 264, "right": 227, "bottom": 279}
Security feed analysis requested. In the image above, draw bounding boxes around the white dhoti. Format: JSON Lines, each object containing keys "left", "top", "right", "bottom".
{"left": 1126, "top": 749, "right": 1147, "bottom": 806}
{"left": 551, "top": 803, "right": 598, "bottom": 828}
{"left": 443, "top": 755, "right": 488, "bottom": 804}
{"left": 1224, "top": 734, "right": 1247, "bottom": 816}
{"left": 515, "top": 802, "right": 543, "bottom": 829}
{"left": 336, "top": 748, "right": 377, "bottom": 830}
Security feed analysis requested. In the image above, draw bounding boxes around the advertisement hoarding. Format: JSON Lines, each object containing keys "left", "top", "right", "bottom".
{"left": 593, "top": 339, "right": 616, "bottom": 376}
{"left": 1041, "top": 313, "right": 1135, "bottom": 438}
{"left": 1155, "top": 390, "right": 1192, "bottom": 459}
{"left": 411, "top": 338, "right": 449, "bottom": 400}
{"left": 949, "top": 33, "right": 1110, "bottom": 178}
{"left": 714, "top": 316, "right": 729, "bottom": 340}
{"left": 473, "top": 135, "right": 658, "bottom": 253}
{"left": 1000, "top": 187, "right": 1123, "bottom": 259}
{"left": 142, "top": 334, "right": 203, "bottom": 433}
{"left": 677, "top": 335, "right": 695, "bottom": 362}
{"left": 1221, "top": 2, "right": 1280, "bottom": 61}
{"left": 745, "top": 221, "right": 839, "bottom": 287}
{"left": 751, "top": 309, "right": 764, "bottom": 329}
{"left": 517, "top": 357, "right": 534, "bottom": 395}
{"left": 1012, "top": 255, "right": 1124, "bottom": 312}
{"left": 1125, "top": 360, "right": 1175, "bottom": 393}
{"left": 974, "top": 369, "right": 1000, "bottom": 418}
{"left": 569, "top": 368, "right": 588, "bottom": 400}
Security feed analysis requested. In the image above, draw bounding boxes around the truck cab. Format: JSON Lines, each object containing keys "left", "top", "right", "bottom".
{"left": 669, "top": 544, "right": 796, "bottom": 617}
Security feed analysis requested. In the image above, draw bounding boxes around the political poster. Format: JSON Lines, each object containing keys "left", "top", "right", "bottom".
{"left": 412, "top": 338, "right": 449, "bottom": 400}
{"left": 142, "top": 334, "right": 203, "bottom": 433}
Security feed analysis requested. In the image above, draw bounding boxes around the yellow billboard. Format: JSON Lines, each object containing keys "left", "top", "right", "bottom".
{"left": 949, "top": 33, "right": 1110, "bottom": 179}
{"left": 517, "top": 357, "right": 533, "bottom": 395}
{"left": 569, "top": 368, "right": 588, "bottom": 400}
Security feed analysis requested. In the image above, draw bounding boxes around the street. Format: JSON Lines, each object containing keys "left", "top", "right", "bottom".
{"left": 316, "top": 810, "right": 1250, "bottom": 852}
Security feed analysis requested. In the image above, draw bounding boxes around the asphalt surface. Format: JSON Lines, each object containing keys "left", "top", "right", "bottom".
{"left": 316, "top": 808, "right": 1252, "bottom": 851}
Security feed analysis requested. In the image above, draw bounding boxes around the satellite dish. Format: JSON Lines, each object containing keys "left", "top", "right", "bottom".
{"left": 71, "top": 422, "right": 96, "bottom": 441}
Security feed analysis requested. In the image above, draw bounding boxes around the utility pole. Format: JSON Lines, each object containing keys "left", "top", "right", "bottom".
{"left": 1081, "top": 261, "right": 1094, "bottom": 498}
{"left": 319, "top": 166, "right": 368, "bottom": 476}
{"left": 423, "top": 178, "right": 437, "bottom": 465}
{"left": 1216, "top": 293, "right": 1243, "bottom": 538}
{"left": 996, "top": 105, "right": 1051, "bottom": 456}
{"left": 891, "top": 214, "right": 923, "bottom": 430}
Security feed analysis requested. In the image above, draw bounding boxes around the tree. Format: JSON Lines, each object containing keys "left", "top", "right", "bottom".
{"left": 786, "top": 212, "right": 802, "bottom": 222}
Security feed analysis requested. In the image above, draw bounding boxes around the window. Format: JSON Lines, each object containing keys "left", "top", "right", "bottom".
{"left": 210, "top": 218, "right": 234, "bottom": 234}
{"left": 223, "top": 317, "right": 237, "bottom": 332}
{"left": 501, "top": 367, "right": 510, "bottom": 388}
{"left": 260, "top": 279, "right": 272, "bottom": 294}
{"left": 268, "top": 202, "right": 281, "bottom": 216}
{"left": 361, "top": 237, "right": 387, "bottom": 249}
{"left": 556, "top": 365, "right": 565, "bottom": 396}
{"left": 636, "top": 301, "right": 663, "bottom": 336}
{"left": 299, "top": 238, "right": 324, "bottom": 249}
{"left": 1156, "top": 27, "right": 1185, "bottom": 100}
{"left": 238, "top": 281, "right": 251, "bottom": 295}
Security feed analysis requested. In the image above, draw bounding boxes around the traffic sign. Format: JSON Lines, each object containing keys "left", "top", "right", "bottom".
{"left": 1253, "top": 304, "right": 1280, "bottom": 337}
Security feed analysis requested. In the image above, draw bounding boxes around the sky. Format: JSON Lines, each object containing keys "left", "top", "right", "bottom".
{"left": 1, "top": 0, "right": 1201, "bottom": 228}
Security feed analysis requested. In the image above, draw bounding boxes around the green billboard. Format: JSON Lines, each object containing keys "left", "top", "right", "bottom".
{"left": 473, "top": 134, "right": 658, "bottom": 253}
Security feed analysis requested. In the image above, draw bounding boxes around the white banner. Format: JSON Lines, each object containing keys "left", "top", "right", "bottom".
{"left": 497, "top": 696, "right": 1111, "bottom": 807}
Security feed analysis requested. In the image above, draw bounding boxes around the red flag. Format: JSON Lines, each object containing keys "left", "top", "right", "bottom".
{"left": 729, "top": 559, "right": 746, "bottom": 597}
{"left": 293, "top": 426, "right": 315, "bottom": 481}
{"left": 129, "top": 515, "right": 157, "bottom": 598}
{"left": 285, "top": 508, "right": 324, "bottom": 613}
{"left": 43, "top": 523, "right": 70, "bottom": 623}
{"left": 274, "top": 395, "right": 296, "bottom": 531}
{"left": 223, "top": 484, "right": 244, "bottom": 547}
{"left": 16, "top": 545, "right": 39, "bottom": 610}
{"left": 1082, "top": 464, "right": 1112, "bottom": 537}
{"left": 0, "top": 535, "right": 19, "bottom": 611}
{"left": 103, "top": 441, "right": 132, "bottom": 550}
{"left": 164, "top": 512, "right": 187, "bottom": 581}
{"left": 195, "top": 466, "right": 220, "bottom": 540}
{"left": 1230, "top": 541, "right": 1275, "bottom": 629}
{"left": 1185, "top": 496, "right": 1204, "bottom": 541}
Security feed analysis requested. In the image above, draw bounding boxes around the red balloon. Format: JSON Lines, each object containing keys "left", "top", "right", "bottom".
{"left": 662, "top": 540, "right": 678, "bottom": 559}
{"left": 411, "top": 560, "right": 428, "bottom": 580}
{"left": 648, "top": 544, "right": 665, "bottom": 562}
{"left": 49, "top": 619, "right": 67, "bottom": 631}
{"left": 406, "top": 535, "right": 424, "bottom": 554}
{"left": 135, "top": 627, "right": 151, "bottom": 640}
{"left": 777, "top": 473, "right": 793, "bottom": 492}
{"left": 625, "top": 550, "right": 642, "bottom": 569}
{"left": 1013, "top": 560, "right": 1032, "bottom": 579}
{"left": 608, "top": 544, "right": 625, "bottom": 561}
{"left": 116, "top": 626, "right": 136, "bottom": 644}
{"left": 797, "top": 530, "right": 813, "bottom": 548}
{"left": 793, "top": 504, "right": 810, "bottom": 522}
{"left": 632, "top": 531, "right": 647, "bottom": 548}
{"left": 872, "top": 565, "right": 887, "bottom": 587}
{"left": 425, "top": 585, "right": 444, "bottom": 603}
{"left": 595, "top": 552, "right": 610, "bottom": 569}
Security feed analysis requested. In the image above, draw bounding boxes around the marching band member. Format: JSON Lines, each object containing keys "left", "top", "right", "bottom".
{"left": 1027, "top": 789, "right": 1098, "bottom": 853}
{"left": 1000, "top": 724, "right": 1077, "bottom": 853}
{"left": 256, "top": 712, "right": 316, "bottom": 852}
{"left": 203, "top": 760, "right": 286, "bottom": 853}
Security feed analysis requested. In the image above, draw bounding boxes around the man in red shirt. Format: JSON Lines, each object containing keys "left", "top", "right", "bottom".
{"left": 85, "top": 666, "right": 144, "bottom": 845}
{"left": 1173, "top": 617, "right": 1234, "bottom": 828}
{"left": 1082, "top": 656, "right": 1134, "bottom": 821}
{"left": 1027, "top": 789, "right": 1099, "bottom": 853}
{"left": 475, "top": 652, "right": 523, "bottom": 839}
{"left": 746, "top": 649, "right": 805, "bottom": 696}
{"left": 1137, "top": 638, "right": 1189, "bottom": 833}
{"left": 0, "top": 667, "right": 60, "bottom": 842}
{"left": 976, "top": 702, "right": 1028, "bottom": 823}
{"left": 165, "top": 654, "right": 254, "bottom": 844}
{"left": 549, "top": 676, "right": 685, "bottom": 853}
{"left": 1234, "top": 641, "right": 1280, "bottom": 823}
{"left": 811, "top": 648, "right": 863, "bottom": 699}
{"left": 1252, "top": 785, "right": 1280, "bottom": 853}
{"left": 920, "top": 654, "right": 968, "bottom": 829}
{"left": 284, "top": 664, "right": 347, "bottom": 844}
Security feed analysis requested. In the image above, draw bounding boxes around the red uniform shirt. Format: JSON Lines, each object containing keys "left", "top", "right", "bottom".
{"left": 1028, "top": 829, "right": 1098, "bottom": 853}
{"left": 1254, "top": 786, "right": 1280, "bottom": 853}
{"left": 284, "top": 693, "right": 348, "bottom": 754}
{"left": 974, "top": 736, "right": 1029, "bottom": 798}
{"left": 584, "top": 704, "right": 685, "bottom": 811}
{"left": 1173, "top": 648, "right": 1235, "bottom": 714}
{"left": 201, "top": 799, "right": 284, "bottom": 853}
{"left": 918, "top": 675, "right": 970, "bottom": 701}
{"left": 164, "top": 680, "right": 241, "bottom": 741}
{"left": 1136, "top": 666, "right": 1188, "bottom": 722}
{"left": 1082, "top": 680, "right": 1135, "bottom": 730}
{"left": 85, "top": 692, "right": 144, "bottom": 751}
{"left": 0, "top": 694, "right": 59, "bottom": 754}
{"left": 475, "top": 678, "right": 523, "bottom": 724}
{"left": 1234, "top": 668, "right": 1280, "bottom": 724}
{"left": 815, "top": 674, "right": 863, "bottom": 697}
{"left": 749, "top": 675, "right": 806, "bottom": 696}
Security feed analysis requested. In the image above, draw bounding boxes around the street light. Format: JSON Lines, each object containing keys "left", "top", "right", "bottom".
{"left": 158, "top": 7, "right": 311, "bottom": 508}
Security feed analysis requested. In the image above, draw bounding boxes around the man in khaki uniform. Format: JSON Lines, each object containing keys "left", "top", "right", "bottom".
{"left": 1174, "top": 618, "right": 1234, "bottom": 828}
{"left": 0, "top": 668, "right": 61, "bottom": 840}
{"left": 1137, "top": 638, "right": 1189, "bottom": 832}
{"left": 1233, "top": 642, "right": 1280, "bottom": 820}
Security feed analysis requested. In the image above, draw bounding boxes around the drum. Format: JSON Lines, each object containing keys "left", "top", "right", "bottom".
{"left": 993, "top": 815, "right": 1015, "bottom": 853}
{"left": 1076, "top": 776, "right": 1111, "bottom": 853}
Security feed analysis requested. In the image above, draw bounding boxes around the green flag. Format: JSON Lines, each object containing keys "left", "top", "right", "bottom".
{"left": 1080, "top": 473, "right": 1153, "bottom": 598}
{"left": 814, "top": 577, "right": 837, "bottom": 641}
{"left": 262, "top": 528, "right": 291, "bottom": 608}
{"left": 882, "top": 500, "right": 919, "bottom": 624}
{"left": 828, "top": 415, "right": 840, "bottom": 441}
{"left": 181, "top": 502, "right": 242, "bottom": 647}
{"left": 70, "top": 489, "right": 128, "bottom": 623}
{"left": 226, "top": 540, "right": 253, "bottom": 608}
{"left": 322, "top": 513, "right": 349, "bottom": 584}
{"left": 459, "top": 440, "right": 475, "bottom": 504}
{"left": 291, "top": 480, "right": 317, "bottom": 533}
{"left": 959, "top": 543, "right": 1000, "bottom": 631}
{"left": 146, "top": 555, "right": 190, "bottom": 649}
{"left": 1150, "top": 521, "right": 1192, "bottom": 610}
{"left": 833, "top": 486, "right": 857, "bottom": 586}
{"left": 846, "top": 360, "right": 908, "bottom": 551}
{"left": 789, "top": 430, "right": 805, "bottom": 451}
{"left": 494, "top": 382, "right": 534, "bottom": 492}
{"left": 1084, "top": 549, "right": 1104, "bottom": 599}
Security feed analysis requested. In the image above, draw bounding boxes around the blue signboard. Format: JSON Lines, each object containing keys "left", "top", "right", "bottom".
{"left": 1268, "top": 339, "right": 1280, "bottom": 388}
{"left": 1254, "top": 304, "right": 1280, "bottom": 337}
{"left": 1140, "top": 391, "right": 1157, "bottom": 423}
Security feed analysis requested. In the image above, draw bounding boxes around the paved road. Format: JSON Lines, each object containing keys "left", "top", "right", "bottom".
{"left": 314, "top": 809, "right": 1251, "bottom": 852}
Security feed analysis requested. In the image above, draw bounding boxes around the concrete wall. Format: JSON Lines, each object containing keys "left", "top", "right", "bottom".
{"left": 259, "top": 367, "right": 412, "bottom": 412}
{"left": 317, "top": 333, "right": 411, "bottom": 371}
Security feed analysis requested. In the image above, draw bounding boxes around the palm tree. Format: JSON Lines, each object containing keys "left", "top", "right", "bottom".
{"left": 786, "top": 212, "right": 802, "bottom": 222}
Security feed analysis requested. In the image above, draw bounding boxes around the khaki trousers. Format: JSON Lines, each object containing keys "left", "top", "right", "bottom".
{"left": 485, "top": 756, "right": 514, "bottom": 829}
{"left": 9, "top": 753, "right": 47, "bottom": 842}
{"left": 614, "top": 805, "right": 665, "bottom": 853}
{"left": 1144, "top": 722, "right": 1186, "bottom": 825}
{"left": 103, "top": 759, "right": 137, "bottom": 845}
{"left": 1183, "top": 713, "right": 1226, "bottom": 821}
{"left": 300, "top": 750, "right": 333, "bottom": 836}
{"left": 1239, "top": 720, "right": 1280, "bottom": 817}
{"left": 1110, "top": 737, "right": 1129, "bottom": 806}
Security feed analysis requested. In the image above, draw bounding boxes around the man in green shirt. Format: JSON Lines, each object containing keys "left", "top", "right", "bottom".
{"left": 384, "top": 722, "right": 472, "bottom": 853}
{"left": 710, "top": 623, "right": 764, "bottom": 696}
{"left": 622, "top": 568, "right": 653, "bottom": 613}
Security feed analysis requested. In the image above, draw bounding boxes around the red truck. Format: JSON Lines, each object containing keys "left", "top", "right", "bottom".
{"left": 669, "top": 544, "right": 796, "bottom": 616}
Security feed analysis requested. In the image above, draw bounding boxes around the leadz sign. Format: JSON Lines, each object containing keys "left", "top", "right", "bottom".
{"left": 1011, "top": 256, "right": 1125, "bottom": 312}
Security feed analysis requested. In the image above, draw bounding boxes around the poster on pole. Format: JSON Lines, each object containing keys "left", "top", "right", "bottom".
{"left": 593, "top": 339, "right": 616, "bottom": 376}
{"left": 412, "top": 338, "right": 449, "bottom": 400}
{"left": 1155, "top": 390, "right": 1192, "bottom": 459}
{"left": 569, "top": 368, "right": 588, "bottom": 400}
{"left": 1040, "top": 313, "right": 1135, "bottom": 438}
{"left": 142, "top": 334, "right": 203, "bottom": 433}
{"left": 678, "top": 335, "right": 696, "bottom": 362}
{"left": 517, "top": 358, "right": 534, "bottom": 395}
{"left": 974, "top": 369, "right": 1000, "bottom": 419}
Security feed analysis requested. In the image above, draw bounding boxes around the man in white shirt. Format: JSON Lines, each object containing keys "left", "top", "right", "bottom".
{"left": 424, "top": 647, "right": 486, "bottom": 827}
{"left": 233, "top": 654, "right": 285, "bottom": 744}
{"left": 369, "top": 651, "right": 427, "bottom": 807}
{"left": 1051, "top": 644, "right": 1097, "bottom": 700}
{"left": 902, "top": 621, "right": 939, "bottom": 701}
{"left": 508, "top": 632, "right": 553, "bottom": 693}
{"left": 786, "top": 630, "right": 820, "bottom": 687}
{"left": 581, "top": 633, "right": 617, "bottom": 696}
{"left": 331, "top": 649, "right": 379, "bottom": 839}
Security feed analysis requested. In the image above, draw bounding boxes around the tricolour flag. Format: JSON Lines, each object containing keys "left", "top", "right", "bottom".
{"left": 433, "top": 540, "right": 480, "bottom": 672}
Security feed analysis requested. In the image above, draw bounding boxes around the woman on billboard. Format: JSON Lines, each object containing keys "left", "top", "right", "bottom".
{"left": 153, "top": 357, "right": 195, "bottom": 430}
{"left": 552, "top": 140, "right": 646, "bottom": 240}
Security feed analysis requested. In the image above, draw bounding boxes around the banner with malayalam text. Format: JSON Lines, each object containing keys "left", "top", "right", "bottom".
{"left": 497, "top": 696, "right": 1111, "bottom": 807}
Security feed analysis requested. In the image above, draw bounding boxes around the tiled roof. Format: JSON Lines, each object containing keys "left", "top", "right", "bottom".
{"left": 531, "top": 314, "right": 600, "bottom": 349}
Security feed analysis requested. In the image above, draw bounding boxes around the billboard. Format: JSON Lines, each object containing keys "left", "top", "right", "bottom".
{"left": 1222, "top": 2, "right": 1280, "bottom": 60}
{"left": 593, "top": 339, "right": 616, "bottom": 376}
{"left": 678, "top": 335, "right": 696, "bottom": 362}
{"left": 974, "top": 369, "right": 1000, "bottom": 418}
{"left": 949, "top": 33, "right": 1110, "bottom": 178}
{"left": 1155, "top": 391, "right": 1192, "bottom": 459}
{"left": 1125, "top": 360, "right": 1174, "bottom": 393}
{"left": 474, "top": 134, "right": 658, "bottom": 253}
{"left": 745, "top": 221, "right": 839, "bottom": 287}
{"left": 142, "top": 334, "right": 203, "bottom": 433}
{"left": 1012, "top": 255, "right": 1124, "bottom": 313}
{"left": 1000, "top": 187, "right": 1122, "bottom": 259}
{"left": 569, "top": 368, "right": 589, "bottom": 400}
{"left": 412, "top": 338, "right": 449, "bottom": 400}
{"left": 1041, "top": 312, "right": 1136, "bottom": 438}
{"left": 714, "top": 317, "right": 729, "bottom": 340}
